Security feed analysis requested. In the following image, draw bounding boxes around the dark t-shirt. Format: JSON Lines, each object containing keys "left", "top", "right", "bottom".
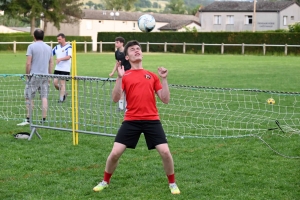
{"left": 115, "top": 49, "right": 131, "bottom": 71}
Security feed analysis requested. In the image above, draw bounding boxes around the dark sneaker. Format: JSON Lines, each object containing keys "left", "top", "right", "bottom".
{"left": 63, "top": 92, "right": 68, "bottom": 101}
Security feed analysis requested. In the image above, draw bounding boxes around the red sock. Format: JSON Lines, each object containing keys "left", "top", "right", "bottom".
{"left": 103, "top": 171, "right": 112, "bottom": 184}
{"left": 167, "top": 174, "right": 175, "bottom": 184}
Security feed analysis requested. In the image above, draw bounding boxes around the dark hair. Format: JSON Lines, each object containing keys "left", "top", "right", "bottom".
{"left": 33, "top": 29, "right": 44, "bottom": 40}
{"left": 124, "top": 40, "right": 142, "bottom": 56}
{"left": 57, "top": 33, "right": 66, "bottom": 38}
{"left": 115, "top": 36, "right": 125, "bottom": 44}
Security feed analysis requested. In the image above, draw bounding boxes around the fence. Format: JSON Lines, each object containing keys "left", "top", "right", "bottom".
{"left": 1, "top": 41, "right": 300, "bottom": 55}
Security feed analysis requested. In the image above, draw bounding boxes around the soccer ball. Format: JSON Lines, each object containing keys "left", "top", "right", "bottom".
{"left": 267, "top": 98, "right": 275, "bottom": 104}
{"left": 138, "top": 14, "right": 156, "bottom": 32}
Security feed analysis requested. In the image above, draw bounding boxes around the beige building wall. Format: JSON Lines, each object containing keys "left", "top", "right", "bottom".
{"left": 200, "top": 12, "right": 254, "bottom": 32}
{"left": 279, "top": 4, "right": 300, "bottom": 29}
{"left": 79, "top": 19, "right": 168, "bottom": 51}
{"left": 200, "top": 3, "right": 300, "bottom": 32}
{"left": 44, "top": 22, "right": 80, "bottom": 37}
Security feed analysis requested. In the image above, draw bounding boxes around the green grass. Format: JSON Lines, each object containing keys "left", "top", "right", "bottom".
{"left": 0, "top": 52, "right": 299, "bottom": 200}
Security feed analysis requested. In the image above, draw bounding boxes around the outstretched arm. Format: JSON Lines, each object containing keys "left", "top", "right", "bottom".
{"left": 109, "top": 60, "right": 119, "bottom": 77}
{"left": 56, "top": 55, "right": 71, "bottom": 64}
{"left": 156, "top": 67, "right": 170, "bottom": 104}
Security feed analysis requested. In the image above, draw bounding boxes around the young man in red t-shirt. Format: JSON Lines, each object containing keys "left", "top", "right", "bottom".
{"left": 93, "top": 40, "right": 180, "bottom": 194}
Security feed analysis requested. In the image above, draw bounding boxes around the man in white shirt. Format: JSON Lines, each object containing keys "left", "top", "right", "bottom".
{"left": 52, "top": 33, "right": 72, "bottom": 103}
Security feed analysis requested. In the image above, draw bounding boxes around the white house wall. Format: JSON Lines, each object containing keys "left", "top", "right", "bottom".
{"left": 279, "top": 4, "right": 300, "bottom": 29}
{"left": 255, "top": 12, "right": 280, "bottom": 30}
{"left": 79, "top": 19, "right": 167, "bottom": 51}
{"left": 200, "top": 3, "right": 300, "bottom": 32}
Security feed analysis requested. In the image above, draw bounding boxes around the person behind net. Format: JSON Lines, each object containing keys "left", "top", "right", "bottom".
{"left": 52, "top": 33, "right": 72, "bottom": 103}
{"left": 17, "top": 29, "right": 53, "bottom": 126}
{"left": 109, "top": 36, "right": 131, "bottom": 111}
{"left": 93, "top": 40, "right": 180, "bottom": 195}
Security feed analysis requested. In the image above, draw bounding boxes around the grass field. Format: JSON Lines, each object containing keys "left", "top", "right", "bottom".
{"left": 0, "top": 52, "right": 299, "bottom": 200}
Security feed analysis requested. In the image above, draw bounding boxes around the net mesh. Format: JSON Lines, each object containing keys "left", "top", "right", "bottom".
{"left": 0, "top": 74, "right": 300, "bottom": 139}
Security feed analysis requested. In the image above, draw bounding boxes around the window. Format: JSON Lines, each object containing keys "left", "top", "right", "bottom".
{"left": 283, "top": 16, "right": 287, "bottom": 26}
{"left": 291, "top": 16, "right": 294, "bottom": 20}
{"left": 245, "top": 15, "right": 252, "bottom": 24}
{"left": 86, "top": 21, "right": 92, "bottom": 30}
{"left": 226, "top": 15, "right": 234, "bottom": 24}
{"left": 214, "top": 15, "right": 221, "bottom": 25}
{"left": 133, "top": 22, "right": 136, "bottom": 29}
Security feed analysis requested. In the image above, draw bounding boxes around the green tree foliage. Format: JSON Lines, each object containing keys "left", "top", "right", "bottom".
{"left": 153, "top": 2, "right": 159, "bottom": 9}
{"left": 135, "top": 0, "right": 152, "bottom": 8}
{"left": 187, "top": 4, "right": 201, "bottom": 15}
{"left": 103, "top": 0, "right": 138, "bottom": 11}
{"left": 86, "top": 1, "right": 94, "bottom": 9}
{"left": 85, "top": 1, "right": 103, "bottom": 9}
{"left": 164, "top": 0, "right": 187, "bottom": 14}
{"left": 288, "top": 21, "right": 300, "bottom": 32}
{"left": 183, "top": 26, "right": 197, "bottom": 32}
{"left": 0, "top": 14, "right": 30, "bottom": 27}
{"left": 0, "top": 0, "right": 83, "bottom": 35}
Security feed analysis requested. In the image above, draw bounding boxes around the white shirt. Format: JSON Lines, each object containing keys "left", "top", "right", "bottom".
{"left": 52, "top": 43, "right": 72, "bottom": 72}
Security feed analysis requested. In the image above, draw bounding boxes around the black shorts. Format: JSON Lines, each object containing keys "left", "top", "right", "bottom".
{"left": 54, "top": 70, "right": 70, "bottom": 81}
{"left": 54, "top": 70, "right": 70, "bottom": 75}
{"left": 115, "top": 120, "right": 167, "bottom": 150}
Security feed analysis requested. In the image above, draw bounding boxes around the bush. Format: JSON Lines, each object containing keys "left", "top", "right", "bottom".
{"left": 288, "top": 21, "right": 300, "bottom": 32}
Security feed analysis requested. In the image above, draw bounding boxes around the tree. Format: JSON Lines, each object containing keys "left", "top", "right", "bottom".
{"left": 86, "top": 1, "right": 94, "bottom": 9}
{"left": 187, "top": 4, "right": 201, "bottom": 15}
{"left": 164, "top": 0, "right": 187, "bottom": 14}
{"left": 103, "top": 0, "right": 138, "bottom": 11}
{"left": 135, "top": 0, "right": 152, "bottom": 8}
{"left": 0, "top": 0, "right": 83, "bottom": 35}
{"left": 95, "top": 3, "right": 104, "bottom": 10}
{"left": 288, "top": 21, "right": 300, "bottom": 32}
{"left": 0, "top": 0, "right": 41, "bottom": 34}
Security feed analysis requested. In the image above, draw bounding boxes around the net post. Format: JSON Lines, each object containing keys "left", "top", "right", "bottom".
{"left": 71, "top": 40, "right": 79, "bottom": 145}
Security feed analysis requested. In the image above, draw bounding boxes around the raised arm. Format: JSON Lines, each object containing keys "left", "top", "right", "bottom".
{"left": 156, "top": 67, "right": 170, "bottom": 104}
{"left": 112, "top": 62, "right": 125, "bottom": 102}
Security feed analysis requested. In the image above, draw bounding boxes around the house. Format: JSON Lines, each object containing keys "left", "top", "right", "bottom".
{"left": 158, "top": 20, "right": 201, "bottom": 32}
{"left": 0, "top": 25, "right": 28, "bottom": 33}
{"left": 44, "top": 9, "right": 200, "bottom": 51}
{"left": 199, "top": 1, "right": 300, "bottom": 32}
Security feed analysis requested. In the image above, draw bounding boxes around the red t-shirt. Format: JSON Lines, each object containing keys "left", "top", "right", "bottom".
{"left": 122, "top": 69, "right": 162, "bottom": 120}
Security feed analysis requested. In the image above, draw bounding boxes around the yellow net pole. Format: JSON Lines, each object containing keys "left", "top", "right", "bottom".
{"left": 71, "top": 41, "right": 79, "bottom": 145}
{"left": 74, "top": 42, "right": 79, "bottom": 145}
